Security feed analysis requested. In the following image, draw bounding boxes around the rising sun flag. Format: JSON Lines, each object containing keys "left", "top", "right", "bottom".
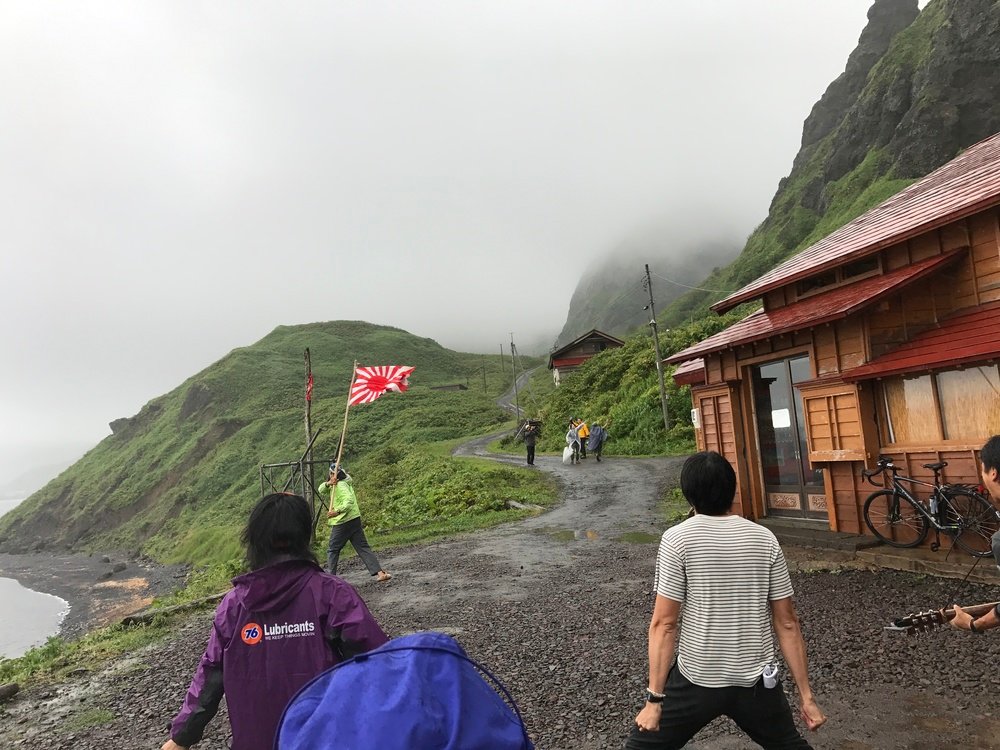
{"left": 348, "top": 365, "right": 415, "bottom": 405}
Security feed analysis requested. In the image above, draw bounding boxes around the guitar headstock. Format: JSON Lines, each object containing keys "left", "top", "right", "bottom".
{"left": 884, "top": 608, "right": 947, "bottom": 635}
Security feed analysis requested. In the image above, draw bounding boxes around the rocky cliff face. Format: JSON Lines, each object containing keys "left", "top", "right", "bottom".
{"left": 798, "top": 0, "right": 919, "bottom": 153}
{"left": 661, "top": 0, "right": 1000, "bottom": 326}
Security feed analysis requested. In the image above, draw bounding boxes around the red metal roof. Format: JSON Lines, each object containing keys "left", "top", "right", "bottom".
{"left": 551, "top": 356, "right": 590, "bottom": 368}
{"left": 672, "top": 358, "right": 705, "bottom": 386}
{"left": 842, "top": 301, "right": 1000, "bottom": 381}
{"left": 666, "top": 249, "right": 965, "bottom": 364}
{"left": 713, "top": 131, "right": 1000, "bottom": 313}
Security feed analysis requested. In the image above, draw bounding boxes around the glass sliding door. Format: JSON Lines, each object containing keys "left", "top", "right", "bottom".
{"left": 751, "top": 355, "right": 826, "bottom": 518}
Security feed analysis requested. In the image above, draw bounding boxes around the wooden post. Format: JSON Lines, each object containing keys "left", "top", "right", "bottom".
{"left": 304, "top": 349, "right": 315, "bottom": 513}
{"left": 330, "top": 363, "right": 357, "bottom": 512}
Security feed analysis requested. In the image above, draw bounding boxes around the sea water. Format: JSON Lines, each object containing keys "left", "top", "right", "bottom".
{"left": 0, "top": 577, "right": 68, "bottom": 659}
{"left": 0, "top": 497, "right": 69, "bottom": 659}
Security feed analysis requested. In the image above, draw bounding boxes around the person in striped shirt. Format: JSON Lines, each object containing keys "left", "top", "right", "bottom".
{"left": 628, "top": 451, "right": 826, "bottom": 749}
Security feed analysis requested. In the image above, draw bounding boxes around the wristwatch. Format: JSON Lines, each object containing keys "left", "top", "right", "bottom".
{"left": 970, "top": 618, "right": 983, "bottom": 634}
{"left": 645, "top": 689, "right": 666, "bottom": 703}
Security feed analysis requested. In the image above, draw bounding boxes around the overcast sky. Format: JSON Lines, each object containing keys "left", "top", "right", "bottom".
{"left": 0, "top": 1, "right": 914, "bottom": 482}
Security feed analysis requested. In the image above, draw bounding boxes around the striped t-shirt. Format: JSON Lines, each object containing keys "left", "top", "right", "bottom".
{"left": 654, "top": 514, "right": 794, "bottom": 688}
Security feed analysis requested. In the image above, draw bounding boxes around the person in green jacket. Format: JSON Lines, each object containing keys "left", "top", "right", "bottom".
{"left": 318, "top": 465, "right": 391, "bottom": 582}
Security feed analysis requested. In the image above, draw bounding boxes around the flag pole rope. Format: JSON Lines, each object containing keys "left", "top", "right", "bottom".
{"left": 329, "top": 361, "right": 356, "bottom": 513}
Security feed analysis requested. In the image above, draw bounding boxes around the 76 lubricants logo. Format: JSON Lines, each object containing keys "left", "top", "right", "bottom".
{"left": 241, "top": 622, "right": 263, "bottom": 645}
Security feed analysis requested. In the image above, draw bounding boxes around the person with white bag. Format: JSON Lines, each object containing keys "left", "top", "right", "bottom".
{"left": 564, "top": 420, "right": 581, "bottom": 465}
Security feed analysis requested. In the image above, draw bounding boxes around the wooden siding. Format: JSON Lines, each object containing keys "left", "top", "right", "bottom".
{"left": 798, "top": 381, "right": 865, "bottom": 462}
{"left": 867, "top": 271, "right": 964, "bottom": 359}
{"left": 693, "top": 385, "right": 747, "bottom": 517}
{"left": 971, "top": 210, "right": 1000, "bottom": 304}
{"left": 814, "top": 319, "right": 866, "bottom": 376}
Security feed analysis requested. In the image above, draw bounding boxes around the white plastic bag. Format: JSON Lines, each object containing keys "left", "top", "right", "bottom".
{"left": 562, "top": 446, "right": 573, "bottom": 464}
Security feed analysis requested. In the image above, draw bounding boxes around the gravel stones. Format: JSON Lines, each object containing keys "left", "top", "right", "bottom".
{"left": 4, "top": 449, "right": 1000, "bottom": 748}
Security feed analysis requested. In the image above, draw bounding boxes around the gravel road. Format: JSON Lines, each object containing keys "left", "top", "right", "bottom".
{"left": 4, "top": 437, "right": 1000, "bottom": 750}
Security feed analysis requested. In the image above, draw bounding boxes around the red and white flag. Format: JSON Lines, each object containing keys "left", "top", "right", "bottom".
{"left": 348, "top": 365, "right": 415, "bottom": 406}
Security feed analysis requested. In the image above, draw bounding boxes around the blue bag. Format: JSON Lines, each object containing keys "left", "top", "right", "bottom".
{"left": 276, "top": 631, "right": 534, "bottom": 750}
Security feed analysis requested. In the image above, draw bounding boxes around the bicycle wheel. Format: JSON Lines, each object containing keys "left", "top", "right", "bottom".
{"left": 863, "top": 490, "right": 929, "bottom": 547}
{"left": 942, "top": 490, "right": 1000, "bottom": 558}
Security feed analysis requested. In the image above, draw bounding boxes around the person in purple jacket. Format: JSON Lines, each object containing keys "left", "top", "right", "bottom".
{"left": 161, "top": 492, "right": 389, "bottom": 750}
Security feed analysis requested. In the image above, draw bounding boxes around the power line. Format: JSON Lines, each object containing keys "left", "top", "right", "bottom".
{"left": 650, "top": 271, "right": 735, "bottom": 294}
{"left": 604, "top": 276, "right": 648, "bottom": 309}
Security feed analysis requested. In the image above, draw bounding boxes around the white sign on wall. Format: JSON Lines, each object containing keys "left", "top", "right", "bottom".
{"left": 771, "top": 408, "right": 791, "bottom": 428}
{"left": 691, "top": 408, "right": 701, "bottom": 429}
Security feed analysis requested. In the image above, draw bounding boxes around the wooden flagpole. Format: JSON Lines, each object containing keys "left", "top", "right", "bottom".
{"left": 329, "top": 361, "right": 357, "bottom": 513}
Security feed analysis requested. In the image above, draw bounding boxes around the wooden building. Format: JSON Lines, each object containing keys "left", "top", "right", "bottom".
{"left": 668, "top": 132, "right": 1000, "bottom": 537}
{"left": 548, "top": 329, "right": 625, "bottom": 385}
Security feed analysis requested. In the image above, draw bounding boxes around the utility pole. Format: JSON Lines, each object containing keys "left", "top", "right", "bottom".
{"left": 644, "top": 264, "right": 672, "bottom": 433}
{"left": 510, "top": 333, "right": 520, "bottom": 420}
{"left": 500, "top": 344, "right": 505, "bottom": 373}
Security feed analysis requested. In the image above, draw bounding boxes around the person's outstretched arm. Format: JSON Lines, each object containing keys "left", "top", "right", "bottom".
{"left": 635, "top": 594, "right": 681, "bottom": 732}
{"left": 163, "top": 597, "right": 233, "bottom": 749}
{"left": 770, "top": 597, "right": 826, "bottom": 731}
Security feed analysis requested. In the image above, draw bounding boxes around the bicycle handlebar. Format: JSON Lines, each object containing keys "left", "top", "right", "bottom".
{"left": 862, "top": 455, "right": 897, "bottom": 486}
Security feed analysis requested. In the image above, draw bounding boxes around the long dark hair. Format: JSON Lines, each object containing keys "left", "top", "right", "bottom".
{"left": 240, "top": 493, "right": 318, "bottom": 570}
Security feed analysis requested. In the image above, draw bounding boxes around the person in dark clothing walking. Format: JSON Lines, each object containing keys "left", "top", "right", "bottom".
{"left": 588, "top": 423, "right": 608, "bottom": 462}
{"left": 523, "top": 423, "right": 538, "bottom": 465}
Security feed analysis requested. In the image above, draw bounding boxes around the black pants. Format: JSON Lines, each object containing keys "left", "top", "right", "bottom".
{"left": 625, "top": 666, "right": 811, "bottom": 750}
{"left": 327, "top": 517, "right": 382, "bottom": 576}
{"left": 579, "top": 439, "right": 587, "bottom": 458}
{"left": 526, "top": 445, "right": 535, "bottom": 465}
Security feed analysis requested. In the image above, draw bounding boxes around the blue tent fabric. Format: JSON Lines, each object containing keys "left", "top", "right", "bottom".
{"left": 276, "top": 631, "right": 534, "bottom": 750}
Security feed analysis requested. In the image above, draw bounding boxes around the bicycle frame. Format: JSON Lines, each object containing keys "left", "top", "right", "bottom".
{"left": 881, "top": 472, "right": 958, "bottom": 533}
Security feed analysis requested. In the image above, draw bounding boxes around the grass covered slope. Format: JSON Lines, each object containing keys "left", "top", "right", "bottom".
{"left": 0, "top": 321, "right": 553, "bottom": 564}
{"left": 528, "top": 314, "right": 745, "bottom": 456}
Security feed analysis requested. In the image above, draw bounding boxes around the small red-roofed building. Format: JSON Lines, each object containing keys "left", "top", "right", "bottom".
{"left": 548, "top": 330, "right": 625, "bottom": 385}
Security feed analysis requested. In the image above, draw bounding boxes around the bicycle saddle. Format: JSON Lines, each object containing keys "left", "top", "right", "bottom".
{"left": 922, "top": 461, "right": 947, "bottom": 471}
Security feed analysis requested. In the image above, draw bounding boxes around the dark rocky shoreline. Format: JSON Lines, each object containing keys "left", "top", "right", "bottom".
{"left": 0, "top": 553, "right": 187, "bottom": 640}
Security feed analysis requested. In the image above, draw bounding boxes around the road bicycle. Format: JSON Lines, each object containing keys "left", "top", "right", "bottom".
{"left": 861, "top": 455, "right": 1000, "bottom": 557}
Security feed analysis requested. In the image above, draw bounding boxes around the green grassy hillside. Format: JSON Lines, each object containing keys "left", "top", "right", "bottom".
{"left": 0, "top": 321, "right": 554, "bottom": 564}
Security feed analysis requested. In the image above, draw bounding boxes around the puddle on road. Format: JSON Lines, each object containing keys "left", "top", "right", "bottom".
{"left": 615, "top": 532, "right": 660, "bottom": 544}
{"left": 543, "top": 528, "right": 599, "bottom": 541}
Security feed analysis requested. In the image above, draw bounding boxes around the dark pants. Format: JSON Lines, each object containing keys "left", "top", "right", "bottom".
{"left": 625, "top": 666, "right": 811, "bottom": 750}
{"left": 579, "top": 439, "right": 587, "bottom": 458}
{"left": 327, "top": 517, "right": 382, "bottom": 576}
{"left": 526, "top": 445, "right": 535, "bottom": 465}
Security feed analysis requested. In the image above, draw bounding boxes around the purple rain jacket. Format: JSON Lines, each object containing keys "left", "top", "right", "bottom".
{"left": 169, "top": 558, "right": 388, "bottom": 750}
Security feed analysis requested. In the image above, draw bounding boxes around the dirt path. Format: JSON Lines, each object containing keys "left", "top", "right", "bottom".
{"left": 4, "top": 439, "right": 1000, "bottom": 749}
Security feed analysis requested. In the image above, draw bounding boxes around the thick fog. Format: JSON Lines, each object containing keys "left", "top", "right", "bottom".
{"left": 0, "top": 1, "right": 900, "bottom": 483}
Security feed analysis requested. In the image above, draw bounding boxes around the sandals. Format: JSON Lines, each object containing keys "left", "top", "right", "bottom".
{"left": 376, "top": 570, "right": 392, "bottom": 582}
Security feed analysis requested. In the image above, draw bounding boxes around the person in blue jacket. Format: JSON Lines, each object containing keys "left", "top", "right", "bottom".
{"left": 161, "top": 492, "right": 388, "bottom": 750}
